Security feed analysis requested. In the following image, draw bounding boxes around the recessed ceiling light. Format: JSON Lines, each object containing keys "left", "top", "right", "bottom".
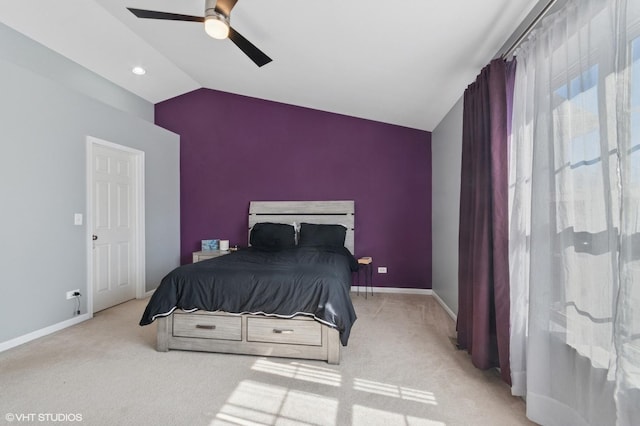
{"left": 132, "top": 66, "right": 146, "bottom": 76}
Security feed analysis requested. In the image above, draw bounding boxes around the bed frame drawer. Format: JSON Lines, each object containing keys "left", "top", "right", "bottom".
{"left": 247, "top": 317, "right": 322, "bottom": 346}
{"left": 173, "top": 312, "right": 241, "bottom": 341}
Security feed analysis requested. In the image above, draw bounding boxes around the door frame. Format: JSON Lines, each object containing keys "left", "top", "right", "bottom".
{"left": 86, "top": 136, "right": 146, "bottom": 315}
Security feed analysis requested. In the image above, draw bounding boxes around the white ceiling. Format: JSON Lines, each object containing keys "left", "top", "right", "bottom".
{"left": 0, "top": 0, "right": 536, "bottom": 131}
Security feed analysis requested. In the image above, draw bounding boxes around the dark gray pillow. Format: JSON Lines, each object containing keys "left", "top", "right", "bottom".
{"left": 250, "top": 222, "right": 296, "bottom": 251}
{"left": 298, "top": 223, "right": 347, "bottom": 248}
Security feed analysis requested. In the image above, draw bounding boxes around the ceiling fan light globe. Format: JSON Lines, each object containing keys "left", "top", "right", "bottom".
{"left": 205, "top": 16, "right": 229, "bottom": 39}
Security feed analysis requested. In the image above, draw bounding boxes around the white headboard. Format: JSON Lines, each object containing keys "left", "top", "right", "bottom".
{"left": 249, "top": 200, "right": 355, "bottom": 254}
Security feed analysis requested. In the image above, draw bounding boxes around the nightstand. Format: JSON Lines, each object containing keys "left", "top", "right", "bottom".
{"left": 192, "top": 250, "right": 230, "bottom": 263}
{"left": 357, "top": 256, "right": 373, "bottom": 298}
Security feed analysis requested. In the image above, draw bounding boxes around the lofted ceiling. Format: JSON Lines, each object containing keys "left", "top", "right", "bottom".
{"left": 0, "top": 0, "right": 536, "bottom": 131}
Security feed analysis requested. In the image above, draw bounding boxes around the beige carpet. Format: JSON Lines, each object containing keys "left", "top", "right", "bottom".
{"left": 0, "top": 293, "right": 534, "bottom": 426}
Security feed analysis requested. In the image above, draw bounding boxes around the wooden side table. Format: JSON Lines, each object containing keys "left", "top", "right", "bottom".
{"left": 192, "top": 250, "right": 230, "bottom": 263}
{"left": 357, "top": 257, "right": 373, "bottom": 298}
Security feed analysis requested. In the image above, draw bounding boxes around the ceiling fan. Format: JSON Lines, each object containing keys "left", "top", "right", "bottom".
{"left": 127, "top": 0, "right": 272, "bottom": 67}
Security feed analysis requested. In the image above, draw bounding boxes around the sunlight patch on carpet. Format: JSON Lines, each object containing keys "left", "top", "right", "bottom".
{"left": 353, "top": 378, "right": 437, "bottom": 405}
{"left": 251, "top": 358, "right": 342, "bottom": 387}
{"left": 211, "top": 380, "right": 338, "bottom": 426}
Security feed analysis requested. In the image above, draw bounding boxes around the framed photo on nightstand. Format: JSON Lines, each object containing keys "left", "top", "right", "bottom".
{"left": 201, "top": 239, "right": 219, "bottom": 250}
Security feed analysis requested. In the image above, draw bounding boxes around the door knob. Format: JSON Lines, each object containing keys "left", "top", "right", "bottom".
{"left": 92, "top": 235, "right": 98, "bottom": 241}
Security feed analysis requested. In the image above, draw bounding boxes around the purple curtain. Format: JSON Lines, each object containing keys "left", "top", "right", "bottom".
{"left": 457, "top": 58, "right": 515, "bottom": 385}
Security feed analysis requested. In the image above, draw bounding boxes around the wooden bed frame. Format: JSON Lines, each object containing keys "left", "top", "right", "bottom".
{"left": 156, "top": 200, "right": 355, "bottom": 364}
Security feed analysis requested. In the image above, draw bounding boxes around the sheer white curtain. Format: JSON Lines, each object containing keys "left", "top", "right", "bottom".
{"left": 509, "top": 0, "right": 640, "bottom": 424}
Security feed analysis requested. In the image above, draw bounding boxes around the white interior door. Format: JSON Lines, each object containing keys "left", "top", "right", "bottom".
{"left": 92, "top": 143, "right": 138, "bottom": 312}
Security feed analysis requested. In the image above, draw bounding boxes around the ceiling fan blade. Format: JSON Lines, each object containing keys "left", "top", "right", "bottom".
{"left": 228, "top": 27, "right": 272, "bottom": 67}
{"left": 214, "top": 0, "right": 239, "bottom": 16}
{"left": 127, "top": 8, "right": 204, "bottom": 22}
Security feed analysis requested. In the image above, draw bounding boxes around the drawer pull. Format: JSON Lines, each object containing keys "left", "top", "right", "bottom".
{"left": 196, "top": 324, "right": 216, "bottom": 330}
{"left": 273, "top": 328, "right": 294, "bottom": 334}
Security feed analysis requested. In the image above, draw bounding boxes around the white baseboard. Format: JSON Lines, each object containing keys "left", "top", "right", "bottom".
{"left": 351, "top": 286, "right": 433, "bottom": 296}
{"left": 1, "top": 287, "right": 440, "bottom": 353}
{"left": 2, "top": 288, "right": 155, "bottom": 353}
{"left": 432, "top": 290, "right": 457, "bottom": 322}
{"left": 0, "top": 313, "right": 92, "bottom": 353}
{"left": 350, "top": 286, "right": 458, "bottom": 321}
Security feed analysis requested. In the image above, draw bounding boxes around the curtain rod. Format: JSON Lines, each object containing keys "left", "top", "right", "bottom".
{"left": 501, "top": 0, "right": 559, "bottom": 58}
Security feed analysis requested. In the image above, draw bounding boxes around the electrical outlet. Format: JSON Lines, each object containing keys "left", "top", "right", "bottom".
{"left": 378, "top": 267, "right": 388, "bottom": 274}
{"left": 66, "top": 289, "right": 80, "bottom": 300}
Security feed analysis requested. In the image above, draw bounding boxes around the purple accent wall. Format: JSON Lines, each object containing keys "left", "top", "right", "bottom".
{"left": 155, "top": 88, "right": 432, "bottom": 289}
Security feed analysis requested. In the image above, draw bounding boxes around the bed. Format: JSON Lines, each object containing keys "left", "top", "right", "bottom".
{"left": 140, "top": 200, "right": 357, "bottom": 364}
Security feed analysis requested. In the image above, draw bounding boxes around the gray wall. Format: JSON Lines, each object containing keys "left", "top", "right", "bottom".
{"left": 0, "top": 23, "right": 180, "bottom": 344}
{"left": 431, "top": 97, "right": 463, "bottom": 316}
{"left": 430, "top": 0, "right": 552, "bottom": 317}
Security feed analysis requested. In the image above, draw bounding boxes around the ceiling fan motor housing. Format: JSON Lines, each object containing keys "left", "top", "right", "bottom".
{"left": 204, "top": 0, "right": 230, "bottom": 39}
{"left": 205, "top": 0, "right": 228, "bottom": 18}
